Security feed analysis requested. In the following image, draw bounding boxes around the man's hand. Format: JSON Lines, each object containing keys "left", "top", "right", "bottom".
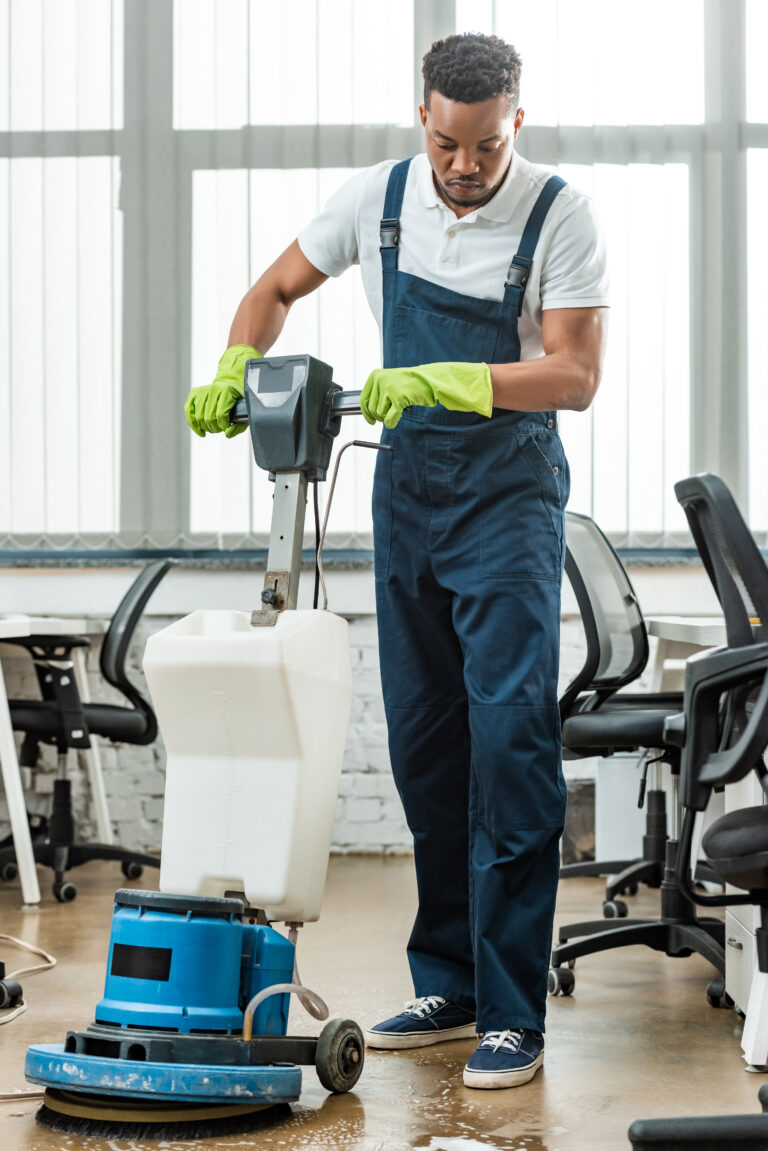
{"left": 361, "top": 362, "right": 493, "bottom": 429}
{"left": 185, "top": 345, "right": 262, "bottom": 438}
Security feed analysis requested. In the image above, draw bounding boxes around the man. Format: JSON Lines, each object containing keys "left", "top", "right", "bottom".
{"left": 186, "top": 32, "right": 608, "bottom": 1091}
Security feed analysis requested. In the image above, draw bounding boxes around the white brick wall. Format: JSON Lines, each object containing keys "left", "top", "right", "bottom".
{"left": 0, "top": 614, "right": 595, "bottom": 854}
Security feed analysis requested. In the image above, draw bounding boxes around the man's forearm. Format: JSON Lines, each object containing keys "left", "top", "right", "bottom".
{"left": 488, "top": 353, "right": 601, "bottom": 413}
{"left": 227, "top": 240, "right": 329, "bottom": 354}
{"left": 228, "top": 281, "right": 289, "bottom": 354}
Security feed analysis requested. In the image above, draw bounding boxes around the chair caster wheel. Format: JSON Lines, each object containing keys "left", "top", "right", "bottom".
{"left": 603, "top": 899, "right": 628, "bottom": 919}
{"left": 548, "top": 967, "right": 575, "bottom": 996}
{"left": 53, "top": 881, "right": 77, "bottom": 903}
{"left": 0, "top": 862, "right": 18, "bottom": 881}
{"left": 707, "top": 978, "right": 732, "bottom": 1009}
{"left": 623, "top": 883, "right": 639, "bottom": 896}
{"left": 121, "top": 861, "right": 143, "bottom": 880}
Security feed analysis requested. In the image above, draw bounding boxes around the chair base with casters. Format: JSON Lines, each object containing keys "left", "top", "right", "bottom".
{"left": 551, "top": 700, "right": 726, "bottom": 998}
{"left": 550, "top": 834, "right": 725, "bottom": 997}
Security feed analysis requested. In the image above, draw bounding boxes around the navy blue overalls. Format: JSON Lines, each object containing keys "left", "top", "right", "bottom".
{"left": 372, "top": 158, "right": 570, "bottom": 1034}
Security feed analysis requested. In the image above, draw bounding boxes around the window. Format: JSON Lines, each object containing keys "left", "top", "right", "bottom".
{"left": 0, "top": 1, "right": 760, "bottom": 550}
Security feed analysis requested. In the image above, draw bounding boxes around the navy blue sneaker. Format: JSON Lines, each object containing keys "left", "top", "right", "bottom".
{"left": 364, "top": 996, "right": 477, "bottom": 1049}
{"left": 463, "top": 1028, "right": 544, "bottom": 1088}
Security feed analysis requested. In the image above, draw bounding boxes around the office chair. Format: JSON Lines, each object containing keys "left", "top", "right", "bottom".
{"left": 560, "top": 512, "right": 684, "bottom": 914}
{"left": 628, "top": 472, "right": 768, "bottom": 1149}
{"left": 0, "top": 561, "right": 171, "bottom": 901}
{"left": 550, "top": 512, "right": 725, "bottom": 996}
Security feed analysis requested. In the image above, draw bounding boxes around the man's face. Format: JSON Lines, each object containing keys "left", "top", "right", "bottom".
{"left": 420, "top": 91, "right": 523, "bottom": 213}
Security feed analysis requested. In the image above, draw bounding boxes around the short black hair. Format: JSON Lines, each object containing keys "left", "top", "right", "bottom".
{"left": 422, "top": 33, "right": 522, "bottom": 110}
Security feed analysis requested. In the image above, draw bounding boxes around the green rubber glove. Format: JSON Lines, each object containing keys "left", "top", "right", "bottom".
{"left": 185, "top": 345, "right": 262, "bottom": 439}
{"left": 361, "top": 362, "right": 493, "bottom": 429}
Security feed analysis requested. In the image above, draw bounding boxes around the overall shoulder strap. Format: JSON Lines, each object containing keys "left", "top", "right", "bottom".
{"left": 379, "top": 158, "right": 412, "bottom": 272}
{"left": 504, "top": 174, "right": 567, "bottom": 316}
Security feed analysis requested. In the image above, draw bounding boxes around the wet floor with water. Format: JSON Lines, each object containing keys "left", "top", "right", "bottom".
{"left": 0, "top": 854, "right": 761, "bottom": 1149}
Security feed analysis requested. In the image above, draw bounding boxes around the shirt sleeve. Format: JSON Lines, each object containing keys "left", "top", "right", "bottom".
{"left": 297, "top": 169, "right": 368, "bottom": 278}
{"left": 539, "top": 193, "right": 610, "bottom": 309}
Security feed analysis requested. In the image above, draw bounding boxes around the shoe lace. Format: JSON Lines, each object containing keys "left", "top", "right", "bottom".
{"left": 402, "top": 995, "right": 446, "bottom": 1018}
{"left": 479, "top": 1028, "right": 524, "bottom": 1054}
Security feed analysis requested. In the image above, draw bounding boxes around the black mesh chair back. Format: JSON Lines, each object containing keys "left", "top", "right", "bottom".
{"left": 99, "top": 560, "right": 172, "bottom": 743}
{"left": 675, "top": 474, "right": 768, "bottom": 649}
{"left": 560, "top": 511, "right": 649, "bottom": 718}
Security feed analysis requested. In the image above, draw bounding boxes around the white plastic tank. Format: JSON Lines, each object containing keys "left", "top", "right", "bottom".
{"left": 143, "top": 609, "right": 352, "bottom": 923}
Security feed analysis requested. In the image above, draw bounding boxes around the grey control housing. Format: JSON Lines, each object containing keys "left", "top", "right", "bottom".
{"left": 244, "top": 355, "right": 341, "bottom": 482}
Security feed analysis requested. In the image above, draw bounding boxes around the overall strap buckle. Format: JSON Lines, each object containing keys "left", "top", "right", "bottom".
{"left": 505, "top": 254, "right": 532, "bottom": 290}
{"left": 380, "top": 218, "right": 400, "bottom": 250}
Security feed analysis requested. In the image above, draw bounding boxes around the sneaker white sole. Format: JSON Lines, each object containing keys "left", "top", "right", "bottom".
{"left": 364, "top": 1022, "right": 478, "bottom": 1050}
{"left": 462, "top": 1049, "right": 544, "bottom": 1089}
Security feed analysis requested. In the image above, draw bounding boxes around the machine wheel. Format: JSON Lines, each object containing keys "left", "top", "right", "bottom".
{"left": 548, "top": 967, "right": 575, "bottom": 997}
{"left": 0, "top": 862, "right": 18, "bottom": 881}
{"left": 603, "top": 899, "right": 628, "bottom": 919}
{"left": 315, "top": 1018, "right": 364, "bottom": 1093}
{"left": 121, "top": 861, "right": 143, "bottom": 880}
{"left": 706, "top": 978, "right": 732, "bottom": 1009}
{"left": 53, "top": 881, "right": 77, "bottom": 903}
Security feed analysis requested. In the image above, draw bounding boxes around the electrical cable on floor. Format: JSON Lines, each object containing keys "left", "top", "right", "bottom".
{"left": 0, "top": 935, "right": 57, "bottom": 1103}
{"left": 0, "top": 933, "right": 56, "bottom": 1027}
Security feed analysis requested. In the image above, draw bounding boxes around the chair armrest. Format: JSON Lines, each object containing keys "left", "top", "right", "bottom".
{"left": 2, "top": 635, "right": 91, "bottom": 656}
{"left": 682, "top": 641, "right": 768, "bottom": 812}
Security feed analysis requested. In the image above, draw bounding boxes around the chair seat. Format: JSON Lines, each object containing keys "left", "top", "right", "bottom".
{"left": 702, "top": 805, "right": 768, "bottom": 891}
{"left": 10, "top": 700, "right": 150, "bottom": 743}
{"left": 562, "top": 704, "right": 682, "bottom": 753}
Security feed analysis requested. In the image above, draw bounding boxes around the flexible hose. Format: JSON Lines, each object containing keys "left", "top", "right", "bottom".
{"left": 241, "top": 925, "right": 328, "bottom": 1041}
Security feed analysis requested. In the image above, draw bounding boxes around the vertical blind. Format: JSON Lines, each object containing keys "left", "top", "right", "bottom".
{"left": 0, "top": 0, "right": 763, "bottom": 548}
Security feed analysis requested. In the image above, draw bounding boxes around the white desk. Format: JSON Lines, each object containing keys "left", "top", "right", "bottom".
{"left": 646, "top": 616, "right": 726, "bottom": 691}
{"left": 0, "top": 615, "right": 110, "bottom": 907}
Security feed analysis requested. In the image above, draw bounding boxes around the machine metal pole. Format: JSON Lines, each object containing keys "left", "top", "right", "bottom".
{"left": 252, "top": 472, "right": 308, "bottom": 626}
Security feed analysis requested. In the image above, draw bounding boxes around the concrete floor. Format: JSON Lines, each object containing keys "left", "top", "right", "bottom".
{"left": 0, "top": 855, "right": 763, "bottom": 1150}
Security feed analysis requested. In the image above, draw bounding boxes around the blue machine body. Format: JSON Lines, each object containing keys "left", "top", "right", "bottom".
{"left": 94, "top": 891, "right": 293, "bottom": 1035}
{"left": 25, "top": 891, "right": 301, "bottom": 1107}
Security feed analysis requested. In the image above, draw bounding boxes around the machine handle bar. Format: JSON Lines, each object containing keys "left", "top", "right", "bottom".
{"left": 229, "top": 389, "right": 362, "bottom": 425}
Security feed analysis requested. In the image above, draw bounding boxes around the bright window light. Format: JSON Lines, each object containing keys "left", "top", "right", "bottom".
{"left": 0, "top": 0, "right": 123, "bottom": 132}
{"left": 559, "top": 163, "right": 690, "bottom": 540}
{"left": 174, "top": 0, "right": 414, "bottom": 130}
{"left": 456, "top": 0, "right": 704, "bottom": 127}
{"left": 189, "top": 168, "right": 380, "bottom": 538}
{"left": 748, "top": 150, "right": 768, "bottom": 530}
{"left": 0, "top": 157, "right": 122, "bottom": 535}
{"left": 747, "top": 0, "right": 768, "bottom": 122}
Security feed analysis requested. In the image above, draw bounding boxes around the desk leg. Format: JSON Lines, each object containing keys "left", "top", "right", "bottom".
{"left": 741, "top": 962, "right": 768, "bottom": 1067}
{"left": 0, "top": 667, "right": 40, "bottom": 906}
{"left": 72, "top": 648, "right": 114, "bottom": 846}
{"left": 650, "top": 639, "right": 671, "bottom": 693}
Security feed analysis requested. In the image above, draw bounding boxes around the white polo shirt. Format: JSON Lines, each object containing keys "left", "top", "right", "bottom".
{"left": 298, "top": 151, "right": 609, "bottom": 361}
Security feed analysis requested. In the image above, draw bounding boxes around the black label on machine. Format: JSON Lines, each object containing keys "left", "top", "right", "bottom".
{"left": 111, "top": 942, "right": 172, "bottom": 981}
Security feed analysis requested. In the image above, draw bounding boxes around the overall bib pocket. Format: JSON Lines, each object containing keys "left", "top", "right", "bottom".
{"left": 392, "top": 304, "right": 498, "bottom": 365}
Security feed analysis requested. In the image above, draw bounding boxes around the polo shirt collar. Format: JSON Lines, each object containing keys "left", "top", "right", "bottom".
{"left": 415, "top": 149, "right": 531, "bottom": 223}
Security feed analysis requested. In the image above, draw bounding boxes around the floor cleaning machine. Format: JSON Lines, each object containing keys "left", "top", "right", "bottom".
{"left": 24, "top": 354, "right": 381, "bottom": 1139}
